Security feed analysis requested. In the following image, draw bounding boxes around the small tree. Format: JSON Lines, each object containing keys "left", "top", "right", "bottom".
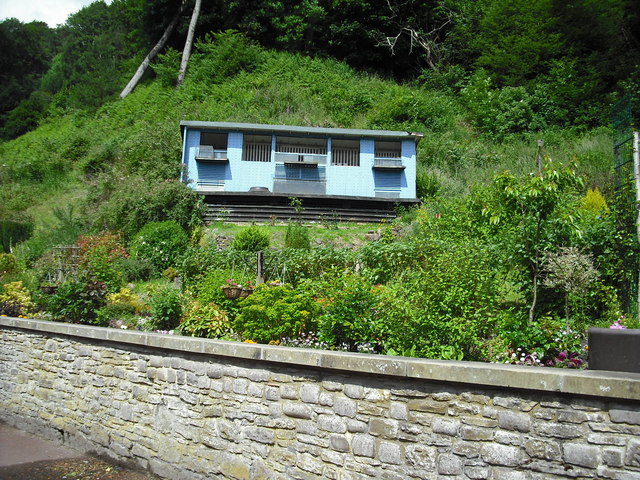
{"left": 482, "top": 161, "right": 584, "bottom": 322}
{"left": 543, "top": 247, "right": 599, "bottom": 325}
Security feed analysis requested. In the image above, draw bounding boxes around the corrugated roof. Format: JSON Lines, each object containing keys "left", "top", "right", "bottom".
{"left": 179, "top": 121, "right": 424, "bottom": 142}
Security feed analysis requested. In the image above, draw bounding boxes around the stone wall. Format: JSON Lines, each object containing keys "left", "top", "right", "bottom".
{"left": 1, "top": 317, "right": 640, "bottom": 480}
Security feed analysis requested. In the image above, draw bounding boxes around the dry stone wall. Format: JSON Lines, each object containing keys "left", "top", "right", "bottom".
{"left": 1, "top": 317, "right": 640, "bottom": 480}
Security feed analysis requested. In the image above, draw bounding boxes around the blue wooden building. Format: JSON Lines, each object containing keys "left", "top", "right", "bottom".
{"left": 180, "top": 121, "right": 423, "bottom": 222}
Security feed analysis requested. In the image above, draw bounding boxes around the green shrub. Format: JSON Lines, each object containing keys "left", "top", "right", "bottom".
{"left": 0, "top": 253, "right": 19, "bottom": 278}
{"left": 130, "top": 221, "right": 189, "bottom": 273}
{"left": 148, "top": 286, "right": 183, "bottom": 331}
{"left": 77, "top": 231, "right": 127, "bottom": 291}
{"left": 0, "top": 281, "right": 35, "bottom": 317}
{"left": 234, "top": 285, "right": 320, "bottom": 343}
{"left": 178, "top": 300, "right": 231, "bottom": 338}
{"left": 231, "top": 226, "right": 270, "bottom": 252}
{"left": 89, "top": 177, "right": 204, "bottom": 240}
{"left": 284, "top": 223, "right": 310, "bottom": 249}
{"left": 115, "top": 256, "right": 154, "bottom": 282}
{"left": 317, "top": 275, "right": 384, "bottom": 351}
{"left": 46, "top": 280, "right": 108, "bottom": 325}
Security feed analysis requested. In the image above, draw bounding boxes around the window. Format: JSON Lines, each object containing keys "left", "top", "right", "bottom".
{"left": 243, "top": 134, "right": 272, "bottom": 162}
{"left": 374, "top": 140, "right": 401, "bottom": 159}
{"left": 200, "top": 132, "right": 228, "bottom": 150}
{"left": 276, "top": 136, "right": 327, "bottom": 155}
{"left": 332, "top": 138, "right": 360, "bottom": 166}
{"left": 197, "top": 132, "right": 228, "bottom": 161}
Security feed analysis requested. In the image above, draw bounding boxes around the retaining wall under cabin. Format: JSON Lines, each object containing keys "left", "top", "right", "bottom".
{"left": 1, "top": 317, "right": 640, "bottom": 480}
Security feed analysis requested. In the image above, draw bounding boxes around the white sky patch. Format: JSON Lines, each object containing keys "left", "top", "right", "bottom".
{"left": 0, "top": 0, "right": 111, "bottom": 27}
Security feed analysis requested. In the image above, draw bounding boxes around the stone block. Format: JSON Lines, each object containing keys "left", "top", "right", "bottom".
{"left": 282, "top": 402, "right": 313, "bottom": 420}
{"left": 344, "top": 384, "right": 365, "bottom": 399}
{"left": 334, "top": 397, "right": 357, "bottom": 417}
{"left": 611, "top": 409, "right": 640, "bottom": 426}
{"left": 497, "top": 410, "right": 531, "bottom": 432}
{"left": 481, "top": 444, "right": 526, "bottom": 467}
{"left": 300, "top": 383, "right": 321, "bottom": 404}
{"left": 379, "top": 441, "right": 402, "bottom": 465}
{"left": 437, "top": 453, "right": 462, "bottom": 475}
{"left": 603, "top": 448, "right": 624, "bottom": 468}
{"left": 432, "top": 418, "right": 460, "bottom": 437}
{"left": 389, "top": 402, "right": 408, "bottom": 420}
{"left": 330, "top": 434, "right": 350, "bottom": 453}
{"left": 318, "top": 414, "right": 347, "bottom": 433}
{"left": 625, "top": 438, "right": 640, "bottom": 467}
{"left": 369, "top": 418, "right": 398, "bottom": 438}
{"left": 352, "top": 434, "right": 375, "bottom": 458}
{"left": 563, "top": 442, "right": 601, "bottom": 468}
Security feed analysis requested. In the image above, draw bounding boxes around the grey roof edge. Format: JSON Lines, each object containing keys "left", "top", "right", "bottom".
{"left": 3, "top": 316, "right": 639, "bottom": 401}
{"left": 179, "top": 120, "right": 424, "bottom": 142}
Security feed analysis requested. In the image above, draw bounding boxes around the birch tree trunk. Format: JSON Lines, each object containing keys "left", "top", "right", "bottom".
{"left": 119, "top": 0, "right": 187, "bottom": 99}
{"left": 176, "top": 0, "right": 201, "bottom": 86}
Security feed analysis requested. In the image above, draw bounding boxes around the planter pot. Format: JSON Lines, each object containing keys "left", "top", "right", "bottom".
{"left": 222, "top": 287, "right": 243, "bottom": 299}
{"left": 588, "top": 327, "right": 640, "bottom": 373}
{"left": 239, "top": 288, "right": 253, "bottom": 298}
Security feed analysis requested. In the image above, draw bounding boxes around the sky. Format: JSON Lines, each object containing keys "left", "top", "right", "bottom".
{"left": 0, "top": 0, "right": 110, "bottom": 27}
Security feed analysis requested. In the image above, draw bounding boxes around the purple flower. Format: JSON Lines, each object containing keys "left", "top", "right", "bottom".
{"left": 557, "top": 351, "right": 568, "bottom": 361}
{"left": 610, "top": 320, "right": 627, "bottom": 329}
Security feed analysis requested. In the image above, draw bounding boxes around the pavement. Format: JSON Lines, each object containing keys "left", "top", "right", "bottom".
{"left": 0, "top": 422, "right": 160, "bottom": 480}
{"left": 0, "top": 422, "right": 83, "bottom": 467}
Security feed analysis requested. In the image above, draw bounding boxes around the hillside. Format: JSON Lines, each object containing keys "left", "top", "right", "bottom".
{"left": 0, "top": 31, "right": 618, "bottom": 254}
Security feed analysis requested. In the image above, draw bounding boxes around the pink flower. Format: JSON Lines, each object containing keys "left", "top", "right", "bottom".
{"left": 610, "top": 320, "right": 627, "bottom": 329}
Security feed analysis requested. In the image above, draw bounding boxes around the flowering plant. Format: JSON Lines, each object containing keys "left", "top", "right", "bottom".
{"left": 610, "top": 317, "right": 627, "bottom": 329}
{"left": 223, "top": 279, "right": 240, "bottom": 288}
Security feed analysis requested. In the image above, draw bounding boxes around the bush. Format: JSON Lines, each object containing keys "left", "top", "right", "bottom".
{"left": 284, "top": 223, "right": 311, "bottom": 249}
{"left": 178, "top": 300, "right": 231, "bottom": 338}
{"left": 148, "top": 285, "right": 183, "bottom": 331}
{"left": 76, "top": 231, "right": 127, "bottom": 291}
{"left": 89, "top": 177, "right": 204, "bottom": 240}
{"left": 234, "top": 285, "right": 320, "bottom": 343}
{"left": 130, "top": 221, "right": 189, "bottom": 273}
{"left": 46, "top": 280, "right": 108, "bottom": 325}
{"left": 317, "top": 275, "right": 384, "bottom": 351}
{"left": 96, "top": 287, "right": 148, "bottom": 327}
{"left": 231, "top": 226, "right": 270, "bottom": 252}
{"left": 0, "top": 281, "right": 35, "bottom": 317}
{"left": 0, "top": 253, "right": 19, "bottom": 278}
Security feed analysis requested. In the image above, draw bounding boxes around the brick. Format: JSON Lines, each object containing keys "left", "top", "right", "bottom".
{"left": 625, "top": 438, "right": 640, "bottom": 467}
{"left": 389, "top": 402, "right": 408, "bottom": 420}
{"left": 282, "top": 402, "right": 313, "bottom": 420}
{"left": 524, "top": 439, "right": 562, "bottom": 461}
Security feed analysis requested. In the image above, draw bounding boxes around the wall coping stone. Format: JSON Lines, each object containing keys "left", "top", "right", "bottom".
{"left": 2, "top": 316, "right": 640, "bottom": 401}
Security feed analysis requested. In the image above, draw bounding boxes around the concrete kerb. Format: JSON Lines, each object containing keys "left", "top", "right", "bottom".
{"left": 2, "top": 316, "right": 640, "bottom": 401}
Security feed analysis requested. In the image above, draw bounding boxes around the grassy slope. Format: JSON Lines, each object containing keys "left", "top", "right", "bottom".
{"left": 0, "top": 46, "right": 616, "bottom": 235}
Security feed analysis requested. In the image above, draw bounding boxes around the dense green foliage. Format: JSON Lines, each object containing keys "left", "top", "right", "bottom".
{"left": 1, "top": 0, "right": 638, "bottom": 365}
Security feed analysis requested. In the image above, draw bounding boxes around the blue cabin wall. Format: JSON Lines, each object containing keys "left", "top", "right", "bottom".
{"left": 182, "top": 127, "right": 419, "bottom": 200}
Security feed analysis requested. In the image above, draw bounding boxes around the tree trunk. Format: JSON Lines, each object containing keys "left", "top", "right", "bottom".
{"left": 176, "top": 0, "right": 202, "bottom": 87}
{"left": 119, "top": 0, "right": 187, "bottom": 99}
